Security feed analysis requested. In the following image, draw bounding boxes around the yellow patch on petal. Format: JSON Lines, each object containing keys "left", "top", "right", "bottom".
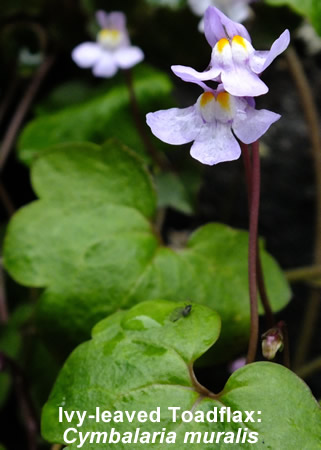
{"left": 232, "top": 35, "right": 247, "bottom": 49}
{"left": 216, "top": 92, "right": 230, "bottom": 111}
{"left": 217, "top": 38, "right": 229, "bottom": 53}
{"left": 97, "top": 29, "right": 122, "bottom": 48}
{"left": 99, "top": 29, "right": 120, "bottom": 40}
{"left": 200, "top": 92, "right": 215, "bottom": 107}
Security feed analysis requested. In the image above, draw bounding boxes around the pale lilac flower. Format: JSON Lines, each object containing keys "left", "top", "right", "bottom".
{"left": 172, "top": 6, "right": 290, "bottom": 97}
{"left": 228, "top": 356, "right": 246, "bottom": 373}
{"left": 72, "top": 10, "right": 144, "bottom": 78}
{"left": 188, "top": 0, "right": 253, "bottom": 31}
{"left": 146, "top": 86, "right": 279, "bottom": 165}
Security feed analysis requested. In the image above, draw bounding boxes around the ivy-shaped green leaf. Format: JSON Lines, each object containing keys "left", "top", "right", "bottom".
{"left": 3, "top": 140, "right": 291, "bottom": 360}
{"left": 18, "top": 65, "right": 173, "bottom": 165}
{"left": 265, "top": 0, "right": 321, "bottom": 35}
{"left": 42, "top": 300, "right": 321, "bottom": 449}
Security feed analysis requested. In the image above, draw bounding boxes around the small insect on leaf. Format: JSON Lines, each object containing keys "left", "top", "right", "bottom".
{"left": 170, "top": 304, "right": 192, "bottom": 322}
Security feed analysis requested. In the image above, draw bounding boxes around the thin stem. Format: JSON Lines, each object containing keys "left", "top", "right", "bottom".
{"left": 0, "top": 179, "right": 15, "bottom": 217}
{"left": 0, "top": 352, "right": 39, "bottom": 450}
{"left": 295, "top": 356, "right": 321, "bottom": 379}
{"left": 123, "top": 69, "right": 170, "bottom": 171}
{"left": 241, "top": 143, "right": 274, "bottom": 328}
{"left": 240, "top": 142, "right": 252, "bottom": 204}
{"left": 188, "top": 363, "right": 218, "bottom": 399}
{"left": 278, "top": 320, "right": 290, "bottom": 368}
{"left": 0, "top": 55, "right": 55, "bottom": 172}
{"left": 256, "top": 258, "right": 274, "bottom": 328}
{"left": 285, "top": 47, "right": 321, "bottom": 368}
{"left": 0, "top": 77, "right": 20, "bottom": 125}
{"left": 285, "top": 47, "right": 321, "bottom": 260}
{"left": 285, "top": 264, "right": 321, "bottom": 283}
{"left": 246, "top": 141, "right": 261, "bottom": 364}
{"left": 295, "top": 289, "right": 320, "bottom": 368}
{"left": 154, "top": 207, "right": 166, "bottom": 236}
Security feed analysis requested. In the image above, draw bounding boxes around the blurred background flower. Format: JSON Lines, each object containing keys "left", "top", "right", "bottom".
{"left": 187, "top": 0, "right": 254, "bottom": 31}
{"left": 72, "top": 10, "right": 144, "bottom": 78}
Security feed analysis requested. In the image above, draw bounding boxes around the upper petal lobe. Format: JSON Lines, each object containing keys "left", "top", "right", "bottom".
{"left": 146, "top": 106, "right": 203, "bottom": 145}
{"left": 250, "top": 30, "right": 290, "bottom": 74}
{"left": 204, "top": 6, "right": 251, "bottom": 47}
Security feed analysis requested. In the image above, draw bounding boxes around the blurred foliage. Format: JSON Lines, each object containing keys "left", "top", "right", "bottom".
{"left": 42, "top": 300, "right": 321, "bottom": 449}
{"left": 264, "top": 0, "right": 321, "bottom": 36}
{"left": 145, "top": 0, "right": 187, "bottom": 9}
{"left": 26, "top": 338, "right": 60, "bottom": 412}
{"left": 155, "top": 171, "right": 196, "bottom": 215}
{"left": 0, "top": 0, "right": 46, "bottom": 17}
{"left": 0, "top": 304, "right": 32, "bottom": 407}
{"left": 34, "top": 80, "right": 106, "bottom": 115}
{"left": 18, "top": 65, "right": 174, "bottom": 165}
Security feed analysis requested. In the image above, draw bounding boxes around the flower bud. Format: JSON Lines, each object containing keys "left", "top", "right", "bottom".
{"left": 261, "top": 327, "right": 284, "bottom": 360}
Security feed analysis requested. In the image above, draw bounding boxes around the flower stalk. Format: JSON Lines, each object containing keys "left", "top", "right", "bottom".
{"left": 285, "top": 47, "right": 321, "bottom": 369}
{"left": 246, "top": 140, "right": 260, "bottom": 364}
{"left": 123, "top": 69, "right": 170, "bottom": 171}
{"left": 241, "top": 142, "right": 274, "bottom": 329}
{"left": 145, "top": 6, "right": 290, "bottom": 362}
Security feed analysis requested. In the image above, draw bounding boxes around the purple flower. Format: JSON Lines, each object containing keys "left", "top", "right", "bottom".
{"left": 228, "top": 356, "right": 246, "bottom": 373}
{"left": 188, "top": 0, "right": 253, "bottom": 31}
{"left": 72, "top": 11, "right": 144, "bottom": 78}
{"left": 146, "top": 86, "right": 279, "bottom": 165}
{"left": 172, "top": 6, "right": 290, "bottom": 97}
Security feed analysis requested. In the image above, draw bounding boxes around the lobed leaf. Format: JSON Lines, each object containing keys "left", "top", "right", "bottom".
{"left": 4, "top": 140, "right": 291, "bottom": 359}
{"left": 42, "top": 300, "right": 321, "bottom": 449}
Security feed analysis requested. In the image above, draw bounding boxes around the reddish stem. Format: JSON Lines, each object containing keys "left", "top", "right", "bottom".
{"left": 278, "top": 320, "right": 290, "bottom": 368}
{"left": 246, "top": 141, "right": 261, "bottom": 364}
{"left": 0, "top": 180, "right": 15, "bottom": 217}
{"left": 0, "top": 55, "right": 55, "bottom": 172}
{"left": 240, "top": 142, "right": 252, "bottom": 205}
{"left": 123, "top": 69, "right": 170, "bottom": 171}
{"left": 241, "top": 142, "right": 274, "bottom": 328}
